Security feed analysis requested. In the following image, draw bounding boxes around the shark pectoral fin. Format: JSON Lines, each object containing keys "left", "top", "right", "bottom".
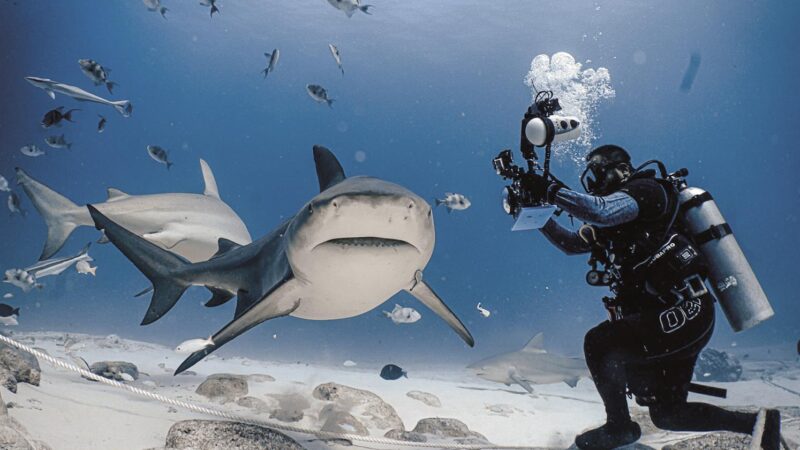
{"left": 564, "top": 376, "right": 580, "bottom": 388}
{"left": 143, "top": 229, "right": 187, "bottom": 250}
{"left": 46, "top": 89, "right": 55, "bottom": 99}
{"left": 509, "top": 372, "right": 534, "bottom": 394}
{"left": 204, "top": 286, "right": 234, "bottom": 307}
{"left": 175, "top": 280, "right": 301, "bottom": 375}
{"left": 405, "top": 280, "right": 474, "bottom": 347}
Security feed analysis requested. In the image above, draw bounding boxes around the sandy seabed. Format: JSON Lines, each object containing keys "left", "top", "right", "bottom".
{"left": 3, "top": 331, "right": 799, "bottom": 450}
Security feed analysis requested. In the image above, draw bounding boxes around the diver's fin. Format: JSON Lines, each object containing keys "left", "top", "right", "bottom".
{"left": 204, "top": 287, "right": 234, "bottom": 307}
{"left": 15, "top": 167, "right": 92, "bottom": 260}
{"left": 405, "top": 273, "right": 474, "bottom": 347}
{"left": 88, "top": 205, "right": 190, "bottom": 325}
{"left": 313, "top": 145, "right": 346, "bottom": 192}
{"left": 106, "top": 188, "right": 129, "bottom": 201}
{"left": 211, "top": 238, "right": 241, "bottom": 258}
{"left": 199, "top": 159, "right": 220, "bottom": 199}
{"left": 143, "top": 228, "right": 186, "bottom": 250}
{"left": 522, "top": 332, "right": 546, "bottom": 353}
{"left": 176, "top": 280, "right": 301, "bottom": 375}
{"left": 509, "top": 372, "right": 534, "bottom": 394}
{"left": 564, "top": 376, "right": 580, "bottom": 388}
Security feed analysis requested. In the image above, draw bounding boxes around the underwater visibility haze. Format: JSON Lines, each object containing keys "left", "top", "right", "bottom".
{"left": 0, "top": 1, "right": 798, "bottom": 449}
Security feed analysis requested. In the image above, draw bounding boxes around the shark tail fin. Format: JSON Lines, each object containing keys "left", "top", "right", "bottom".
{"left": 88, "top": 205, "right": 191, "bottom": 325}
{"left": 15, "top": 167, "right": 89, "bottom": 260}
{"left": 112, "top": 100, "right": 132, "bottom": 117}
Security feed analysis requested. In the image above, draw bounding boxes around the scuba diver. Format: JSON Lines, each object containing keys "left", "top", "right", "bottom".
{"left": 492, "top": 93, "right": 780, "bottom": 448}
{"left": 522, "top": 144, "right": 782, "bottom": 449}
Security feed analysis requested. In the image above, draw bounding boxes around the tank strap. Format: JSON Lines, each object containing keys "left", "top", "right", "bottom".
{"left": 694, "top": 223, "right": 733, "bottom": 245}
{"left": 679, "top": 191, "right": 713, "bottom": 214}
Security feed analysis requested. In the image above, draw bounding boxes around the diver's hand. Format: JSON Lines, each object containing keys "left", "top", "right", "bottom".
{"left": 522, "top": 173, "right": 552, "bottom": 203}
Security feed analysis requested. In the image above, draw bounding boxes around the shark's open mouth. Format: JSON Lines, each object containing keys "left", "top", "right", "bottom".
{"left": 323, "top": 237, "right": 413, "bottom": 249}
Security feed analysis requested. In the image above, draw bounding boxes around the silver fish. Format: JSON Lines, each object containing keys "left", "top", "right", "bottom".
{"left": 435, "top": 192, "right": 471, "bottom": 212}
{"left": 78, "top": 59, "right": 117, "bottom": 94}
{"left": 25, "top": 76, "right": 132, "bottom": 117}
{"left": 175, "top": 336, "right": 214, "bottom": 354}
{"left": 329, "top": 44, "right": 344, "bottom": 75}
{"left": 97, "top": 115, "right": 107, "bottom": 133}
{"left": 147, "top": 145, "right": 173, "bottom": 170}
{"left": 0, "top": 176, "right": 10, "bottom": 192}
{"left": 262, "top": 49, "right": 280, "bottom": 78}
{"left": 25, "top": 243, "right": 92, "bottom": 279}
{"left": 383, "top": 304, "right": 422, "bottom": 324}
{"left": 20, "top": 144, "right": 45, "bottom": 157}
{"left": 142, "top": 0, "right": 168, "bottom": 18}
{"left": 326, "top": 0, "right": 372, "bottom": 18}
{"left": 2, "top": 269, "right": 41, "bottom": 292}
{"left": 75, "top": 260, "right": 97, "bottom": 276}
{"left": 8, "top": 192, "right": 25, "bottom": 216}
{"left": 45, "top": 135, "right": 72, "bottom": 150}
{"left": 306, "top": 84, "right": 334, "bottom": 108}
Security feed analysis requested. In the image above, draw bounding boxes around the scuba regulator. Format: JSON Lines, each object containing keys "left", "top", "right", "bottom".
{"left": 492, "top": 91, "right": 581, "bottom": 230}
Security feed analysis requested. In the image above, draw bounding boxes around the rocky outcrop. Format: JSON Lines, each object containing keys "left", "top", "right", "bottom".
{"left": 89, "top": 361, "right": 139, "bottom": 382}
{"left": 411, "top": 418, "right": 487, "bottom": 441}
{"left": 662, "top": 432, "right": 750, "bottom": 449}
{"left": 406, "top": 390, "right": 441, "bottom": 407}
{"left": 384, "top": 429, "right": 427, "bottom": 442}
{"left": 195, "top": 373, "right": 248, "bottom": 404}
{"left": 313, "top": 382, "right": 404, "bottom": 431}
{"left": 0, "top": 390, "right": 51, "bottom": 450}
{"left": 0, "top": 341, "right": 41, "bottom": 393}
{"left": 319, "top": 405, "right": 369, "bottom": 436}
{"left": 236, "top": 396, "right": 273, "bottom": 413}
{"left": 694, "top": 348, "right": 742, "bottom": 382}
{"left": 267, "top": 393, "right": 308, "bottom": 423}
{"left": 163, "top": 420, "right": 302, "bottom": 450}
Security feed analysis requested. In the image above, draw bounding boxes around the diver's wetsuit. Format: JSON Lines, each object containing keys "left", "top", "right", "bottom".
{"left": 541, "top": 173, "right": 759, "bottom": 440}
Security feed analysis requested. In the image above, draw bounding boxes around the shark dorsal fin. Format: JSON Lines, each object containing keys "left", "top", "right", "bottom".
{"left": 106, "top": 188, "right": 129, "bottom": 201}
{"left": 200, "top": 159, "right": 220, "bottom": 199}
{"left": 522, "top": 332, "right": 546, "bottom": 353}
{"left": 313, "top": 145, "right": 346, "bottom": 192}
{"left": 211, "top": 238, "right": 241, "bottom": 259}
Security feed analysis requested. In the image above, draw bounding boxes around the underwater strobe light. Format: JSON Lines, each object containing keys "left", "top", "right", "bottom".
{"left": 491, "top": 91, "right": 582, "bottom": 230}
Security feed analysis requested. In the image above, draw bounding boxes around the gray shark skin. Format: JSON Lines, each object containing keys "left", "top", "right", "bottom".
{"left": 24, "top": 76, "right": 132, "bottom": 117}
{"left": 467, "top": 333, "right": 589, "bottom": 393}
{"left": 16, "top": 160, "right": 251, "bottom": 262}
{"left": 89, "top": 145, "right": 474, "bottom": 374}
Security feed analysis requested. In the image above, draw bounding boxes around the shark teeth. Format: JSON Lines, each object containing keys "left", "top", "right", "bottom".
{"left": 327, "top": 237, "right": 408, "bottom": 248}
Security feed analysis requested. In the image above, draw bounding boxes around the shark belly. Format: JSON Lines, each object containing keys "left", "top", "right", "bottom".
{"left": 290, "top": 243, "right": 422, "bottom": 320}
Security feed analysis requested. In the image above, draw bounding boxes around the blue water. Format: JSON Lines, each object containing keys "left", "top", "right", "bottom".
{"left": 0, "top": 0, "right": 798, "bottom": 368}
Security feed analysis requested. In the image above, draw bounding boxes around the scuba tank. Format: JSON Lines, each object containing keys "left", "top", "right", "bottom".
{"left": 677, "top": 186, "right": 774, "bottom": 331}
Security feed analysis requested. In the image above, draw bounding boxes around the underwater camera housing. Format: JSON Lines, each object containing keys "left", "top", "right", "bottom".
{"left": 492, "top": 91, "right": 582, "bottom": 229}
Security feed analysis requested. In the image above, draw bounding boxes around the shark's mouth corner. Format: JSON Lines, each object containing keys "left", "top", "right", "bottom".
{"left": 315, "top": 237, "right": 418, "bottom": 252}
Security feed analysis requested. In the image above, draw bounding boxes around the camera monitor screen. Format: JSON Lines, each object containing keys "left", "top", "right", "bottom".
{"left": 511, "top": 205, "right": 557, "bottom": 231}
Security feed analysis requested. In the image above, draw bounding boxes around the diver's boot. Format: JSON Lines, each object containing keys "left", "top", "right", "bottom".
{"left": 575, "top": 420, "right": 641, "bottom": 450}
{"left": 754, "top": 408, "right": 781, "bottom": 450}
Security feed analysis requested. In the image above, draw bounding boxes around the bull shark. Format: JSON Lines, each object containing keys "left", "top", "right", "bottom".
{"left": 24, "top": 76, "right": 133, "bottom": 117}
{"left": 89, "top": 145, "right": 474, "bottom": 374}
{"left": 16, "top": 160, "right": 251, "bottom": 262}
{"left": 467, "top": 333, "right": 589, "bottom": 393}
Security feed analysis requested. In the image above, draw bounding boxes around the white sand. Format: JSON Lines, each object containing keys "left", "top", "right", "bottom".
{"left": 3, "top": 331, "right": 799, "bottom": 449}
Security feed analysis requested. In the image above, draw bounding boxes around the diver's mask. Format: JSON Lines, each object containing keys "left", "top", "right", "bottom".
{"left": 581, "top": 159, "right": 627, "bottom": 195}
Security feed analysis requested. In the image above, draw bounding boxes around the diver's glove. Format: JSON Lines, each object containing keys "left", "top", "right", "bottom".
{"left": 524, "top": 172, "right": 564, "bottom": 205}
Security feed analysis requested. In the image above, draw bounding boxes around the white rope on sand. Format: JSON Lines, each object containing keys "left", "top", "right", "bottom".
{"left": 0, "top": 333, "right": 535, "bottom": 450}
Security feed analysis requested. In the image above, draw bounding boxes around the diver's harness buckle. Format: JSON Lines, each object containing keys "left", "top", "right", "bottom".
{"left": 666, "top": 274, "right": 708, "bottom": 305}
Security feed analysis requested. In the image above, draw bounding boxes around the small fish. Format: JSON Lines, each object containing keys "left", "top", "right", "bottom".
{"left": 329, "top": 44, "right": 344, "bottom": 75}
{"left": 97, "top": 115, "right": 106, "bottom": 133}
{"left": 0, "top": 176, "right": 10, "bottom": 192}
{"left": 326, "top": 0, "right": 372, "bottom": 18}
{"left": 2, "top": 293, "right": 13, "bottom": 299}
{"left": 262, "top": 49, "right": 280, "bottom": 78}
{"left": 78, "top": 59, "right": 117, "bottom": 94}
{"left": 41, "top": 107, "right": 79, "bottom": 128}
{"left": 477, "top": 302, "right": 491, "bottom": 318}
{"left": 20, "top": 144, "right": 45, "bottom": 157}
{"left": 119, "top": 372, "right": 135, "bottom": 382}
{"left": 680, "top": 53, "right": 701, "bottom": 92}
{"left": 380, "top": 364, "right": 407, "bottom": 380}
{"left": 2, "top": 269, "right": 41, "bottom": 293}
{"left": 0, "top": 303, "right": 19, "bottom": 326}
{"left": 147, "top": 145, "right": 173, "bottom": 170}
{"left": 435, "top": 193, "right": 471, "bottom": 213}
{"left": 142, "top": 0, "right": 168, "bottom": 19}
{"left": 75, "top": 260, "right": 97, "bottom": 276}
{"left": 8, "top": 192, "right": 25, "bottom": 216}
{"left": 44, "top": 135, "right": 72, "bottom": 150}
{"left": 343, "top": 360, "right": 357, "bottom": 367}
{"left": 306, "top": 84, "right": 334, "bottom": 108}
{"left": 199, "top": 0, "right": 219, "bottom": 17}
{"left": 383, "top": 304, "right": 422, "bottom": 324}
{"left": 175, "top": 336, "right": 214, "bottom": 354}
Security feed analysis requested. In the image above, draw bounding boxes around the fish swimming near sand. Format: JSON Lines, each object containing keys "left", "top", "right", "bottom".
{"left": 25, "top": 76, "right": 132, "bottom": 117}
{"left": 25, "top": 243, "right": 92, "bottom": 279}
{"left": 78, "top": 59, "right": 117, "bottom": 94}
{"left": 89, "top": 145, "right": 474, "bottom": 374}
{"left": 175, "top": 337, "right": 214, "bottom": 354}
{"left": 262, "top": 49, "right": 279, "bottom": 78}
{"left": 467, "top": 333, "right": 589, "bottom": 393}
{"left": 380, "top": 364, "right": 407, "bottom": 380}
{"left": 0, "top": 304, "right": 19, "bottom": 326}
{"left": 326, "top": 0, "right": 372, "bottom": 18}
{"left": 306, "top": 84, "right": 334, "bottom": 107}
{"left": 383, "top": 304, "right": 422, "bottom": 324}
{"left": 15, "top": 159, "right": 252, "bottom": 261}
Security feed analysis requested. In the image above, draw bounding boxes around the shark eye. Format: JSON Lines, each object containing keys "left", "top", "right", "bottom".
{"left": 332, "top": 201, "right": 338, "bottom": 208}
{"left": 308, "top": 205, "right": 314, "bottom": 214}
